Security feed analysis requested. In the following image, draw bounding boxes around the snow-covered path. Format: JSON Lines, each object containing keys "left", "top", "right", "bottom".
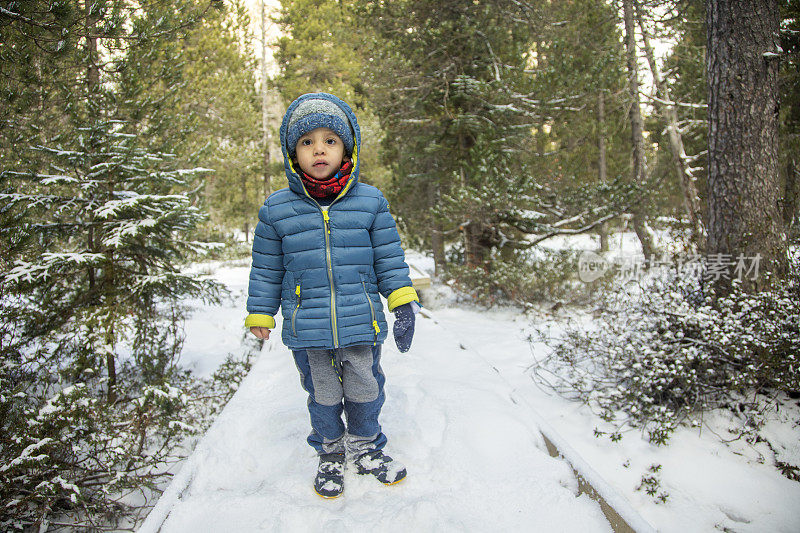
{"left": 143, "top": 254, "right": 800, "bottom": 533}
{"left": 150, "top": 274, "right": 612, "bottom": 531}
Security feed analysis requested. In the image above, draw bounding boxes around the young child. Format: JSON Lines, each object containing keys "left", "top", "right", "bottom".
{"left": 245, "top": 93, "right": 420, "bottom": 498}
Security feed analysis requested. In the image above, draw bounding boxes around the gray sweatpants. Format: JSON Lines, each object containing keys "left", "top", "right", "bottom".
{"left": 293, "top": 344, "right": 387, "bottom": 455}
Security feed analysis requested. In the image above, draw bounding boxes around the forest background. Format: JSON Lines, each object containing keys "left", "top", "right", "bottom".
{"left": 1, "top": 0, "right": 798, "bottom": 530}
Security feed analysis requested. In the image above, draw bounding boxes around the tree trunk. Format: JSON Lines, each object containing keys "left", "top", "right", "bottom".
{"left": 87, "top": 11, "right": 100, "bottom": 98}
{"left": 430, "top": 182, "right": 446, "bottom": 277}
{"left": 86, "top": 0, "right": 98, "bottom": 297}
{"left": 242, "top": 173, "right": 250, "bottom": 242}
{"left": 431, "top": 222, "right": 445, "bottom": 278}
{"left": 599, "top": 222, "right": 610, "bottom": 252}
{"left": 597, "top": 91, "right": 607, "bottom": 185}
{"left": 622, "top": 0, "right": 656, "bottom": 263}
{"left": 86, "top": 0, "right": 116, "bottom": 403}
{"left": 635, "top": 0, "right": 705, "bottom": 251}
{"left": 261, "top": 0, "right": 272, "bottom": 199}
{"left": 785, "top": 156, "right": 798, "bottom": 232}
{"left": 706, "top": 0, "right": 787, "bottom": 293}
{"left": 464, "top": 222, "right": 481, "bottom": 269}
{"left": 105, "top": 351, "right": 117, "bottom": 403}
{"left": 458, "top": 131, "right": 488, "bottom": 270}
{"left": 597, "top": 91, "right": 610, "bottom": 253}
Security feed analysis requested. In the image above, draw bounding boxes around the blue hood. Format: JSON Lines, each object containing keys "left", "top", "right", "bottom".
{"left": 279, "top": 93, "right": 362, "bottom": 199}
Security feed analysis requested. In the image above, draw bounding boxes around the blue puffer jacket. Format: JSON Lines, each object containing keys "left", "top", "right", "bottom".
{"left": 245, "top": 93, "right": 419, "bottom": 350}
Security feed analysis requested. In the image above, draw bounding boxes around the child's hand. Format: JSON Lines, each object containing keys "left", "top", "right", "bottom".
{"left": 392, "top": 303, "right": 415, "bottom": 353}
{"left": 250, "top": 327, "right": 271, "bottom": 340}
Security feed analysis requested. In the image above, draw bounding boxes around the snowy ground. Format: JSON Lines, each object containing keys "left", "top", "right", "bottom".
{"left": 143, "top": 247, "right": 800, "bottom": 532}
{"left": 434, "top": 305, "right": 800, "bottom": 533}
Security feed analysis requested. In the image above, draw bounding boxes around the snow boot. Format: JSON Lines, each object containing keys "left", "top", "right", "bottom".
{"left": 353, "top": 450, "right": 407, "bottom": 485}
{"left": 314, "top": 452, "right": 345, "bottom": 498}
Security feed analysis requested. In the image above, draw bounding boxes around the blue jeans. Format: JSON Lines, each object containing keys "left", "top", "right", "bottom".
{"left": 291, "top": 343, "right": 387, "bottom": 455}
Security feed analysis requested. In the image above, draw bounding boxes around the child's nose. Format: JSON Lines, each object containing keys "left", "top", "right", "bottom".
{"left": 314, "top": 141, "right": 326, "bottom": 154}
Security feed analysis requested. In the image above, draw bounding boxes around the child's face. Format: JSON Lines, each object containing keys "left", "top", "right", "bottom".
{"left": 295, "top": 127, "right": 348, "bottom": 180}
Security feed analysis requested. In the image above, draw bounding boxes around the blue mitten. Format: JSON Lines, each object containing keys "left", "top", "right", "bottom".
{"left": 392, "top": 303, "right": 415, "bottom": 353}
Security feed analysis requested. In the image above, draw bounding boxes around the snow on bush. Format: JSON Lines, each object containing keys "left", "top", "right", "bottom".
{"left": 532, "top": 264, "right": 800, "bottom": 449}
{"left": 0, "top": 318, "right": 256, "bottom": 532}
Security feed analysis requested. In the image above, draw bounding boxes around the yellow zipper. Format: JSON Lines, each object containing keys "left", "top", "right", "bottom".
{"left": 361, "top": 280, "right": 380, "bottom": 345}
{"left": 291, "top": 283, "right": 301, "bottom": 336}
{"left": 321, "top": 207, "right": 338, "bottom": 348}
{"left": 298, "top": 173, "right": 346, "bottom": 349}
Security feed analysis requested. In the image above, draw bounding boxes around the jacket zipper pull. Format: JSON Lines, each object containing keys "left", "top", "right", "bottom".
{"left": 295, "top": 284, "right": 301, "bottom": 306}
{"left": 373, "top": 320, "right": 380, "bottom": 343}
{"left": 322, "top": 210, "right": 330, "bottom": 234}
{"left": 372, "top": 320, "right": 380, "bottom": 346}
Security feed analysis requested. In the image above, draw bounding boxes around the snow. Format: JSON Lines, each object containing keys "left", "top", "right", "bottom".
{"left": 102, "top": 218, "right": 158, "bottom": 247}
{"left": 142, "top": 260, "right": 613, "bottom": 532}
{"left": 141, "top": 253, "right": 800, "bottom": 533}
{"left": 93, "top": 193, "right": 186, "bottom": 219}
{"left": 440, "top": 305, "right": 800, "bottom": 533}
{"left": 5, "top": 253, "right": 105, "bottom": 284}
{"left": 176, "top": 167, "right": 215, "bottom": 175}
{"left": 38, "top": 174, "right": 78, "bottom": 185}
{"left": 52, "top": 476, "right": 81, "bottom": 497}
{"left": 0, "top": 439, "right": 53, "bottom": 473}
{"left": 178, "top": 260, "right": 254, "bottom": 378}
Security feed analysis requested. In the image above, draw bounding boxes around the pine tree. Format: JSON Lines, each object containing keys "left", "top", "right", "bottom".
{"left": 634, "top": 0, "right": 704, "bottom": 249}
{"left": 0, "top": 2, "right": 225, "bottom": 527}
{"left": 636, "top": 0, "right": 710, "bottom": 252}
{"left": 272, "top": 0, "right": 393, "bottom": 192}
{"left": 363, "top": 0, "right": 637, "bottom": 288}
{"left": 527, "top": 0, "right": 634, "bottom": 246}
{"left": 273, "top": 0, "right": 366, "bottom": 105}
{"left": 780, "top": 0, "right": 800, "bottom": 238}
{"left": 120, "top": 0, "right": 264, "bottom": 239}
{"left": 362, "top": 1, "right": 542, "bottom": 273}
{"left": 2, "top": 0, "right": 221, "bottom": 395}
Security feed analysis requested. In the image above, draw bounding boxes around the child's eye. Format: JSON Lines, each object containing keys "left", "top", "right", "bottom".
{"left": 325, "top": 138, "right": 336, "bottom": 145}
{"left": 301, "top": 139, "right": 311, "bottom": 146}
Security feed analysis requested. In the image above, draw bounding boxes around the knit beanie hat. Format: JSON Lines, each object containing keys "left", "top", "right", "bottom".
{"left": 286, "top": 98, "right": 355, "bottom": 157}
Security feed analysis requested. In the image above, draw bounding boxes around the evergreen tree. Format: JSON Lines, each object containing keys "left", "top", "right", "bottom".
{"left": 2, "top": 0, "right": 221, "bottom": 395}
{"left": 274, "top": 0, "right": 365, "bottom": 104}
{"left": 643, "top": 0, "right": 709, "bottom": 248}
{"left": 362, "top": 0, "right": 542, "bottom": 273}
{"left": 780, "top": 0, "right": 800, "bottom": 238}
{"left": 652, "top": 0, "right": 798, "bottom": 250}
{"left": 0, "top": 2, "right": 225, "bottom": 527}
{"left": 272, "top": 0, "right": 392, "bottom": 192}
{"left": 120, "top": 0, "right": 264, "bottom": 239}
{"left": 363, "top": 0, "right": 637, "bottom": 291}
{"left": 527, "top": 0, "right": 634, "bottom": 245}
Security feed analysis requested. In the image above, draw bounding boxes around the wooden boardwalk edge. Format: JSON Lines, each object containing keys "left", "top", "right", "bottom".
{"left": 540, "top": 432, "right": 645, "bottom": 533}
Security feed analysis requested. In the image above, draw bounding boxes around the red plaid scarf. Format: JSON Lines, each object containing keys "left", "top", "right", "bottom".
{"left": 300, "top": 161, "right": 353, "bottom": 199}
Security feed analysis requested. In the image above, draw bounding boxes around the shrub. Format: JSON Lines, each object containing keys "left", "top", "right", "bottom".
{"left": 532, "top": 261, "right": 800, "bottom": 446}
{"left": 443, "top": 245, "right": 601, "bottom": 307}
{"left": 0, "top": 323, "right": 255, "bottom": 531}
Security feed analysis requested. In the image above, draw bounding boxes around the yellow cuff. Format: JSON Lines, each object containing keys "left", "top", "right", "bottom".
{"left": 245, "top": 313, "right": 276, "bottom": 329}
{"left": 387, "top": 286, "right": 419, "bottom": 312}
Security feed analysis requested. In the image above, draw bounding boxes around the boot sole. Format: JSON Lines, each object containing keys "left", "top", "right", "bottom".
{"left": 315, "top": 474, "right": 405, "bottom": 498}
{"left": 356, "top": 471, "right": 408, "bottom": 485}
{"left": 385, "top": 475, "right": 407, "bottom": 486}
{"left": 314, "top": 487, "right": 343, "bottom": 499}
